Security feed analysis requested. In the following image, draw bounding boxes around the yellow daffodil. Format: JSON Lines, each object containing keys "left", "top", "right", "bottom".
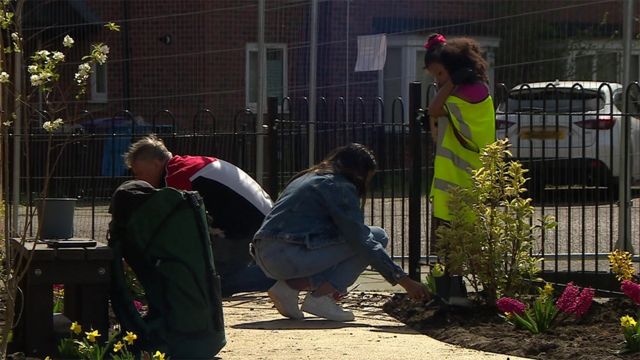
{"left": 44, "top": 357, "right": 52, "bottom": 360}
{"left": 609, "top": 250, "right": 635, "bottom": 281}
{"left": 85, "top": 329, "right": 101, "bottom": 343}
{"left": 113, "top": 341, "right": 124, "bottom": 353}
{"left": 539, "top": 283, "right": 554, "bottom": 299}
{"left": 621, "top": 315, "right": 637, "bottom": 329}
{"left": 153, "top": 350, "right": 166, "bottom": 360}
{"left": 70, "top": 321, "right": 82, "bottom": 335}
{"left": 124, "top": 331, "right": 138, "bottom": 345}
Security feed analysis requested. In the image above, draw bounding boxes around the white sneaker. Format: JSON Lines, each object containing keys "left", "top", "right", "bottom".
{"left": 301, "top": 293, "right": 355, "bottom": 322}
{"left": 267, "top": 281, "right": 304, "bottom": 319}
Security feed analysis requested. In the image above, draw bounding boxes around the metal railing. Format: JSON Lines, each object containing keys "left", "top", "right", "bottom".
{"left": 8, "top": 81, "right": 640, "bottom": 290}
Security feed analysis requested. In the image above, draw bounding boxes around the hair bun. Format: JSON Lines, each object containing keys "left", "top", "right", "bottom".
{"left": 424, "top": 34, "right": 446, "bottom": 50}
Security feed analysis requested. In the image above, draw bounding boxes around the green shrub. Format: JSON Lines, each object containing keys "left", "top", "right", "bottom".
{"left": 435, "top": 139, "right": 555, "bottom": 304}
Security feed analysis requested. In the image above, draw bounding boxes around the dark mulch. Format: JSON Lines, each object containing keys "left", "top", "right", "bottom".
{"left": 383, "top": 294, "right": 640, "bottom": 360}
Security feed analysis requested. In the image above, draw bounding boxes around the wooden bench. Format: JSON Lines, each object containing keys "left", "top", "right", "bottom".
{"left": 9, "top": 238, "right": 112, "bottom": 357}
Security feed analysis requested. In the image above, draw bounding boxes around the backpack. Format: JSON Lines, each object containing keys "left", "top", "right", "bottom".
{"left": 108, "top": 181, "right": 226, "bottom": 359}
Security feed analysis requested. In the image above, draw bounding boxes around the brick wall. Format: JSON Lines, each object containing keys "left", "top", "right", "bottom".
{"left": 29, "top": 0, "right": 637, "bottom": 130}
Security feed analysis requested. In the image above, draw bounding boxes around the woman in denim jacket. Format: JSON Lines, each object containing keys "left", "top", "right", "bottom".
{"left": 253, "top": 143, "right": 429, "bottom": 321}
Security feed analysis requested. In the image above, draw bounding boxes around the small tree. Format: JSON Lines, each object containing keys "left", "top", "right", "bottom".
{"left": 436, "top": 139, "right": 555, "bottom": 304}
{"left": 0, "top": 1, "right": 118, "bottom": 357}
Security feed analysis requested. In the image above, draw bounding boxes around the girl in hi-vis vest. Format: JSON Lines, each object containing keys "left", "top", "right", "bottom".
{"left": 424, "top": 34, "right": 496, "bottom": 279}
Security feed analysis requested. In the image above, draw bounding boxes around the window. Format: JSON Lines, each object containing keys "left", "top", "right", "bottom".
{"left": 246, "top": 44, "right": 287, "bottom": 112}
{"left": 90, "top": 63, "right": 107, "bottom": 103}
{"left": 503, "top": 88, "right": 606, "bottom": 113}
{"left": 572, "top": 51, "right": 619, "bottom": 82}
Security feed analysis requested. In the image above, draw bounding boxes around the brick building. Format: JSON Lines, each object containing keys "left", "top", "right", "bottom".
{"left": 23, "top": 0, "right": 640, "bottom": 129}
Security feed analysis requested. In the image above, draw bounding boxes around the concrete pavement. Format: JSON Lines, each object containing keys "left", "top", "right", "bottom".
{"left": 218, "top": 271, "right": 530, "bottom": 360}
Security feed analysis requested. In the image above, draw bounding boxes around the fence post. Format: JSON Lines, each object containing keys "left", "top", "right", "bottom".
{"left": 408, "top": 81, "right": 422, "bottom": 281}
{"left": 266, "top": 97, "right": 279, "bottom": 199}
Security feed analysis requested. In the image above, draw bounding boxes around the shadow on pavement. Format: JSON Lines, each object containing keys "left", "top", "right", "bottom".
{"left": 233, "top": 318, "right": 412, "bottom": 333}
{"left": 368, "top": 325, "right": 419, "bottom": 334}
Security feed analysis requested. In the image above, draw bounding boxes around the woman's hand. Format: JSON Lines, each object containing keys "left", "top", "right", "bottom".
{"left": 397, "top": 276, "right": 431, "bottom": 300}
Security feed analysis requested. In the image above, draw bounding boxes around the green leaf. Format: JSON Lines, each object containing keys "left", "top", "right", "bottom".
{"left": 105, "top": 22, "right": 121, "bottom": 31}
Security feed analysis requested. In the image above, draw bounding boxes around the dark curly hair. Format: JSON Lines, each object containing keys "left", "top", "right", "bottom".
{"left": 424, "top": 34, "right": 489, "bottom": 84}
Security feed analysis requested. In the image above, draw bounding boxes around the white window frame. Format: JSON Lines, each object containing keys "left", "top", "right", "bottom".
{"left": 89, "top": 62, "right": 108, "bottom": 103}
{"left": 565, "top": 40, "right": 624, "bottom": 82}
{"left": 245, "top": 43, "right": 288, "bottom": 113}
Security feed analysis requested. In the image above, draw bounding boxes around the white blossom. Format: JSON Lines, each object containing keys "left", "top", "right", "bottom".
{"left": 96, "top": 54, "right": 107, "bottom": 65}
{"left": 52, "top": 51, "right": 65, "bottom": 62}
{"left": 63, "top": 35, "right": 74, "bottom": 48}
{"left": 74, "top": 62, "right": 92, "bottom": 85}
{"left": 79, "top": 62, "right": 91, "bottom": 72}
{"left": 10, "top": 32, "right": 18, "bottom": 41}
{"left": 27, "top": 65, "right": 37, "bottom": 74}
{"left": 0, "top": 71, "right": 9, "bottom": 83}
{"left": 30, "top": 74, "right": 42, "bottom": 86}
{"left": 40, "top": 71, "right": 52, "bottom": 82}
{"left": 42, "top": 118, "right": 64, "bottom": 133}
{"left": 35, "top": 50, "right": 50, "bottom": 58}
{"left": 93, "top": 44, "right": 109, "bottom": 65}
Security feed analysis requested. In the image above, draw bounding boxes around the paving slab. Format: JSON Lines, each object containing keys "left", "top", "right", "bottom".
{"left": 218, "top": 291, "right": 531, "bottom": 360}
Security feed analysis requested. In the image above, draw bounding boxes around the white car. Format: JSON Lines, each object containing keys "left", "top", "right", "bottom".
{"left": 495, "top": 81, "right": 640, "bottom": 193}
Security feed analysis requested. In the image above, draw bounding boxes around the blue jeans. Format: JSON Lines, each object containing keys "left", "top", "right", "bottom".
{"left": 253, "top": 226, "right": 389, "bottom": 294}
{"left": 217, "top": 261, "right": 276, "bottom": 297}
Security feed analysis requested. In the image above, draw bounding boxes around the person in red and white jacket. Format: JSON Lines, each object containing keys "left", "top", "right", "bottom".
{"left": 123, "top": 135, "right": 276, "bottom": 296}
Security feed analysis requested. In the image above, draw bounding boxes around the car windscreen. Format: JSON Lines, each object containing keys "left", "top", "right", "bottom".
{"left": 498, "top": 88, "right": 606, "bottom": 113}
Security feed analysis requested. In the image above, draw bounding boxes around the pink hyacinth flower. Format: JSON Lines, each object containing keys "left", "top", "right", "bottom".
{"left": 621, "top": 280, "right": 640, "bottom": 304}
{"left": 621, "top": 280, "right": 640, "bottom": 305}
{"left": 496, "top": 297, "right": 526, "bottom": 315}
{"left": 556, "top": 282, "right": 580, "bottom": 314}
{"left": 573, "top": 287, "right": 595, "bottom": 318}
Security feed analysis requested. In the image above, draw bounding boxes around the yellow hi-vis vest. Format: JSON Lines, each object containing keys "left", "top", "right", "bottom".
{"left": 430, "top": 94, "right": 495, "bottom": 221}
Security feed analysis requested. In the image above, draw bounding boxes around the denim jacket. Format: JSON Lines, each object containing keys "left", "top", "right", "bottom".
{"left": 254, "top": 172, "right": 407, "bottom": 285}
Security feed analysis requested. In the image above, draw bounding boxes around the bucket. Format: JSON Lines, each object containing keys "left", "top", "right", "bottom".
{"left": 36, "top": 198, "right": 77, "bottom": 239}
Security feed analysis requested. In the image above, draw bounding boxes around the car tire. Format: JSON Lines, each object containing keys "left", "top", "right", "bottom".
{"left": 605, "top": 178, "right": 620, "bottom": 202}
{"left": 525, "top": 178, "right": 545, "bottom": 203}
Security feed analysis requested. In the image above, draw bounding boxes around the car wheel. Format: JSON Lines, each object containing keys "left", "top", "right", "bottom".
{"left": 525, "top": 178, "right": 545, "bottom": 203}
{"left": 605, "top": 177, "right": 619, "bottom": 202}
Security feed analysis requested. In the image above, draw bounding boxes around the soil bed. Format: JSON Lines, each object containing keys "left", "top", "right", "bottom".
{"left": 383, "top": 294, "right": 639, "bottom": 360}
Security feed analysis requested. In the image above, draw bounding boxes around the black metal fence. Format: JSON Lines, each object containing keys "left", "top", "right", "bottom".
{"left": 263, "top": 95, "right": 415, "bottom": 272}
{"left": 490, "top": 81, "right": 640, "bottom": 289}
{"left": 7, "top": 81, "right": 640, "bottom": 289}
